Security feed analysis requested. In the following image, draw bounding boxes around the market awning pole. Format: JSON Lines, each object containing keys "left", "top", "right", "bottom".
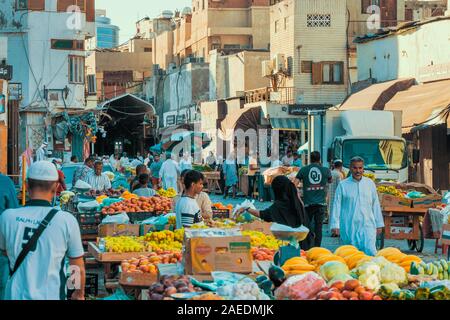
{"left": 21, "top": 154, "right": 26, "bottom": 206}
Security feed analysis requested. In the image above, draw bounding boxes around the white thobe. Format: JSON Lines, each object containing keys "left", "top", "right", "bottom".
{"left": 330, "top": 176, "right": 384, "bottom": 256}
{"left": 85, "top": 172, "right": 112, "bottom": 191}
{"left": 159, "top": 159, "right": 180, "bottom": 193}
{"left": 36, "top": 147, "right": 46, "bottom": 161}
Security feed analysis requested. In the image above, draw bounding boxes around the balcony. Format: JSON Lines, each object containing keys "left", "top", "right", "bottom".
{"left": 245, "top": 87, "right": 297, "bottom": 105}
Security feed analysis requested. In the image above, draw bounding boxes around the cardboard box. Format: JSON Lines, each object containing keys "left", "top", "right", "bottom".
{"left": 379, "top": 193, "right": 412, "bottom": 208}
{"left": 390, "top": 226, "right": 413, "bottom": 235}
{"left": 119, "top": 270, "right": 158, "bottom": 288}
{"left": 411, "top": 194, "right": 442, "bottom": 209}
{"left": 240, "top": 221, "right": 273, "bottom": 235}
{"left": 212, "top": 208, "right": 231, "bottom": 220}
{"left": 98, "top": 224, "right": 156, "bottom": 237}
{"left": 184, "top": 235, "right": 252, "bottom": 275}
{"left": 442, "top": 224, "right": 450, "bottom": 246}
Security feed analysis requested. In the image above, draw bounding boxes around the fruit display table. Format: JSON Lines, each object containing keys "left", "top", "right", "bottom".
{"left": 377, "top": 207, "right": 427, "bottom": 253}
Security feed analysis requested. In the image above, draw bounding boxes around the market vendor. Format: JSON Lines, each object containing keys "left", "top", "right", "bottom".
{"left": 85, "top": 161, "right": 112, "bottom": 192}
{"left": 72, "top": 156, "right": 94, "bottom": 187}
{"left": 330, "top": 156, "right": 384, "bottom": 256}
{"left": 292, "top": 152, "right": 302, "bottom": 168}
{"left": 175, "top": 170, "right": 204, "bottom": 229}
{"left": 132, "top": 174, "right": 157, "bottom": 197}
{"left": 149, "top": 154, "right": 162, "bottom": 189}
{"left": 235, "top": 175, "right": 312, "bottom": 248}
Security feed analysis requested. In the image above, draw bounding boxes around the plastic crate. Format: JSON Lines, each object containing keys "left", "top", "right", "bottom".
{"left": 72, "top": 211, "right": 102, "bottom": 235}
{"left": 127, "top": 212, "right": 158, "bottom": 224}
{"left": 67, "top": 273, "right": 99, "bottom": 299}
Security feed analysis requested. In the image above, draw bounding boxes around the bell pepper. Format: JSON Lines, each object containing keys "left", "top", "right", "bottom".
{"left": 415, "top": 287, "right": 430, "bottom": 300}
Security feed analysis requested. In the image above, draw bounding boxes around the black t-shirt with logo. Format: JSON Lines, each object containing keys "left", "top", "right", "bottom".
{"left": 296, "top": 163, "right": 331, "bottom": 206}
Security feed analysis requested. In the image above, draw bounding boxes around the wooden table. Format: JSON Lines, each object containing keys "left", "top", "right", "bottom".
{"left": 203, "top": 172, "right": 222, "bottom": 195}
{"left": 378, "top": 207, "right": 427, "bottom": 252}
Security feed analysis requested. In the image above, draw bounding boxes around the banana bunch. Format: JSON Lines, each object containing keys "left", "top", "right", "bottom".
{"left": 410, "top": 260, "right": 450, "bottom": 280}
{"left": 157, "top": 188, "right": 177, "bottom": 198}
{"left": 282, "top": 257, "right": 316, "bottom": 276}
{"left": 60, "top": 191, "right": 75, "bottom": 205}
{"left": 364, "top": 173, "right": 376, "bottom": 181}
{"left": 377, "top": 185, "right": 405, "bottom": 198}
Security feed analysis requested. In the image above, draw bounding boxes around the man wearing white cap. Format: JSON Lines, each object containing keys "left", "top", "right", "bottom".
{"left": 0, "top": 161, "right": 85, "bottom": 300}
{"left": 36, "top": 142, "right": 48, "bottom": 162}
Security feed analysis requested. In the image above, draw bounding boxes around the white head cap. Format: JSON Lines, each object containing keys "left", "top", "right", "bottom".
{"left": 27, "top": 161, "right": 59, "bottom": 181}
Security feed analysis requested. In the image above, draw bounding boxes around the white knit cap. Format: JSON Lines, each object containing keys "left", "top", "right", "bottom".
{"left": 27, "top": 161, "right": 59, "bottom": 181}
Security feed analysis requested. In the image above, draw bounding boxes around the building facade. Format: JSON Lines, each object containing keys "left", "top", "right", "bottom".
{"left": 86, "top": 9, "right": 120, "bottom": 50}
{"left": 0, "top": 0, "right": 96, "bottom": 172}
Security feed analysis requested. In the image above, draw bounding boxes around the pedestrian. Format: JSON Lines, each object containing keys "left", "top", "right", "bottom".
{"left": 72, "top": 156, "right": 94, "bottom": 187}
{"left": 0, "top": 174, "right": 19, "bottom": 300}
{"left": 132, "top": 174, "right": 157, "bottom": 197}
{"left": 136, "top": 152, "right": 144, "bottom": 163}
{"left": 179, "top": 152, "right": 193, "bottom": 172}
{"left": 327, "top": 160, "right": 345, "bottom": 227}
{"left": 0, "top": 161, "right": 85, "bottom": 300}
{"left": 85, "top": 161, "right": 112, "bottom": 192}
{"left": 149, "top": 154, "right": 163, "bottom": 189}
{"left": 330, "top": 156, "right": 384, "bottom": 256}
{"left": 110, "top": 154, "right": 121, "bottom": 172}
{"left": 130, "top": 164, "right": 149, "bottom": 191}
{"left": 292, "top": 152, "right": 302, "bottom": 168}
{"left": 282, "top": 150, "right": 294, "bottom": 167}
{"left": 175, "top": 170, "right": 204, "bottom": 229}
{"left": 159, "top": 152, "right": 180, "bottom": 193}
{"left": 144, "top": 152, "right": 154, "bottom": 167}
{"left": 235, "top": 176, "right": 312, "bottom": 248}
{"left": 52, "top": 160, "right": 66, "bottom": 197}
{"left": 36, "top": 142, "right": 48, "bottom": 162}
{"left": 120, "top": 152, "right": 130, "bottom": 167}
{"left": 205, "top": 151, "right": 217, "bottom": 169}
{"left": 222, "top": 152, "right": 238, "bottom": 199}
{"left": 295, "top": 151, "right": 332, "bottom": 249}
{"left": 70, "top": 156, "right": 78, "bottom": 164}
{"left": 247, "top": 152, "right": 259, "bottom": 199}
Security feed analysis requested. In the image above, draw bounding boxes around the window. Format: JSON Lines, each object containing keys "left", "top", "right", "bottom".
{"left": 307, "top": 14, "right": 331, "bottom": 27}
{"left": 144, "top": 47, "right": 152, "bottom": 52}
{"left": 16, "top": 0, "right": 45, "bottom": 10}
{"left": 69, "top": 56, "right": 85, "bottom": 84}
{"left": 311, "top": 62, "right": 344, "bottom": 85}
{"left": 223, "top": 44, "right": 240, "bottom": 49}
{"left": 301, "top": 61, "right": 312, "bottom": 73}
{"left": 202, "top": 0, "right": 205, "bottom": 10}
{"left": 87, "top": 74, "right": 96, "bottom": 94}
{"left": 284, "top": 17, "right": 289, "bottom": 30}
{"left": 275, "top": 20, "right": 280, "bottom": 33}
{"left": 51, "top": 39, "right": 84, "bottom": 51}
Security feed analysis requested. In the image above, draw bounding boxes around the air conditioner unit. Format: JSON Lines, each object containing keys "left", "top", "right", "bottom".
{"left": 262, "top": 60, "right": 274, "bottom": 77}
{"left": 273, "top": 53, "right": 286, "bottom": 73}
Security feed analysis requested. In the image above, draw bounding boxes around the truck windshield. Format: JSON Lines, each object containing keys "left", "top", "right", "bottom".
{"left": 342, "top": 139, "right": 407, "bottom": 170}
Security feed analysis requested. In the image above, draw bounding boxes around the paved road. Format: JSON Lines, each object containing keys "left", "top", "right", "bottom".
{"left": 210, "top": 195, "right": 447, "bottom": 262}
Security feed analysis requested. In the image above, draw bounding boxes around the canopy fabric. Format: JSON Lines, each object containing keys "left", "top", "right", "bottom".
{"left": 270, "top": 118, "right": 305, "bottom": 131}
{"left": 384, "top": 79, "right": 450, "bottom": 133}
{"left": 340, "top": 78, "right": 415, "bottom": 111}
{"left": 150, "top": 143, "right": 162, "bottom": 154}
{"left": 298, "top": 142, "right": 309, "bottom": 153}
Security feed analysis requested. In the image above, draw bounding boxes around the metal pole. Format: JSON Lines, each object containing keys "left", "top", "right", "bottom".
{"left": 21, "top": 154, "right": 26, "bottom": 206}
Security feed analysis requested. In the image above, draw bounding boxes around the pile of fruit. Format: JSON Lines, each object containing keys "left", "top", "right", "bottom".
{"left": 101, "top": 196, "right": 173, "bottom": 215}
{"left": 143, "top": 230, "right": 184, "bottom": 252}
{"left": 190, "top": 293, "right": 224, "bottom": 300}
{"left": 212, "top": 203, "right": 233, "bottom": 212}
{"left": 377, "top": 185, "right": 405, "bottom": 198}
{"left": 103, "top": 236, "right": 150, "bottom": 253}
{"left": 121, "top": 191, "right": 139, "bottom": 200}
{"left": 376, "top": 247, "right": 422, "bottom": 273}
{"left": 251, "top": 248, "right": 276, "bottom": 261}
{"left": 156, "top": 188, "right": 177, "bottom": 198}
{"left": 85, "top": 188, "right": 125, "bottom": 198}
{"left": 410, "top": 259, "right": 450, "bottom": 280}
{"left": 282, "top": 257, "right": 316, "bottom": 277}
{"left": 168, "top": 215, "right": 176, "bottom": 227}
{"left": 315, "top": 279, "right": 381, "bottom": 300}
{"left": 207, "top": 219, "right": 237, "bottom": 228}
{"left": 363, "top": 173, "right": 376, "bottom": 181}
{"left": 148, "top": 275, "right": 202, "bottom": 300}
{"left": 121, "top": 252, "right": 182, "bottom": 275}
{"left": 241, "top": 230, "right": 285, "bottom": 250}
{"left": 59, "top": 191, "right": 75, "bottom": 205}
{"left": 305, "top": 246, "right": 371, "bottom": 272}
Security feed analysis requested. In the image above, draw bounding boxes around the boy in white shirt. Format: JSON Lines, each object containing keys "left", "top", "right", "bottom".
{"left": 175, "top": 170, "right": 205, "bottom": 229}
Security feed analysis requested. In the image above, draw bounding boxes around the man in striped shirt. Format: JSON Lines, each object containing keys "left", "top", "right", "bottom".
{"left": 176, "top": 171, "right": 204, "bottom": 229}
{"left": 85, "top": 161, "right": 111, "bottom": 192}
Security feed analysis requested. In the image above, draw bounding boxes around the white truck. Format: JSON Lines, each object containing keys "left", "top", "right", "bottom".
{"left": 307, "top": 110, "right": 408, "bottom": 182}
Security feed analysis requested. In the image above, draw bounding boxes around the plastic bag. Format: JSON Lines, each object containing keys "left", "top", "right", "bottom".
{"left": 405, "top": 191, "right": 425, "bottom": 199}
{"left": 77, "top": 200, "right": 100, "bottom": 213}
{"left": 270, "top": 223, "right": 310, "bottom": 247}
{"left": 274, "top": 272, "right": 326, "bottom": 300}
{"left": 232, "top": 200, "right": 257, "bottom": 217}
{"left": 101, "top": 213, "right": 130, "bottom": 224}
{"left": 74, "top": 180, "right": 91, "bottom": 190}
{"left": 100, "top": 198, "right": 123, "bottom": 209}
{"left": 213, "top": 272, "right": 270, "bottom": 300}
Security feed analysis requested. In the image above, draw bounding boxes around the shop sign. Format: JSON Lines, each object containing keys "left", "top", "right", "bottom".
{"left": 288, "top": 104, "right": 332, "bottom": 116}
{"left": 166, "top": 115, "right": 176, "bottom": 126}
{"left": 8, "top": 83, "right": 22, "bottom": 101}
{"left": 0, "top": 65, "right": 12, "bottom": 81}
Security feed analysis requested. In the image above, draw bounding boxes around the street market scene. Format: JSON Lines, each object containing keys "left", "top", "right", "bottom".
{"left": 0, "top": 0, "right": 450, "bottom": 305}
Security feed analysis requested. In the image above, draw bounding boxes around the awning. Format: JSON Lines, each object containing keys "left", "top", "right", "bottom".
{"left": 340, "top": 78, "right": 415, "bottom": 110}
{"left": 270, "top": 118, "right": 305, "bottom": 131}
{"left": 99, "top": 93, "right": 156, "bottom": 115}
{"left": 385, "top": 79, "right": 450, "bottom": 133}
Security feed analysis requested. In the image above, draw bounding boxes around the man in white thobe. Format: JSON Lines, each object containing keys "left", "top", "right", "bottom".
{"left": 36, "top": 142, "right": 48, "bottom": 161}
{"left": 159, "top": 152, "right": 180, "bottom": 193}
{"left": 85, "top": 161, "right": 111, "bottom": 191}
{"left": 330, "top": 156, "right": 384, "bottom": 256}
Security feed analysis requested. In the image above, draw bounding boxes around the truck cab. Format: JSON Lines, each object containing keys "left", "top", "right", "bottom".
{"left": 308, "top": 110, "right": 408, "bottom": 183}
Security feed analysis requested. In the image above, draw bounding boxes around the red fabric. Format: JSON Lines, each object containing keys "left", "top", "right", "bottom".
{"left": 56, "top": 170, "right": 66, "bottom": 196}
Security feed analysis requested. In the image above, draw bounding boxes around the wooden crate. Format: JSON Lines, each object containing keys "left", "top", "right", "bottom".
{"left": 87, "top": 242, "right": 152, "bottom": 263}
{"left": 383, "top": 207, "right": 427, "bottom": 241}
{"left": 119, "top": 271, "right": 158, "bottom": 288}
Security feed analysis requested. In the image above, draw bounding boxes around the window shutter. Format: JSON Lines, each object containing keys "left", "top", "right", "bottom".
{"left": 311, "top": 62, "right": 322, "bottom": 85}
{"left": 28, "top": 0, "right": 45, "bottom": 10}
{"left": 338, "top": 62, "right": 344, "bottom": 84}
{"left": 57, "top": 0, "right": 75, "bottom": 12}
{"left": 86, "top": 0, "right": 95, "bottom": 22}
{"left": 301, "top": 61, "right": 312, "bottom": 73}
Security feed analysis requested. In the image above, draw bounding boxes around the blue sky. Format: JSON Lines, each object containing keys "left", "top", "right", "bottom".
{"left": 96, "top": 0, "right": 192, "bottom": 43}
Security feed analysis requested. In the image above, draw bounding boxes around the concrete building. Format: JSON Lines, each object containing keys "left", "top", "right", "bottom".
{"left": 0, "top": 0, "right": 96, "bottom": 173}
{"left": 355, "top": 16, "right": 450, "bottom": 83}
{"left": 0, "top": 36, "right": 9, "bottom": 173}
{"left": 86, "top": 9, "right": 120, "bottom": 50}
{"left": 405, "top": 0, "right": 448, "bottom": 21}
{"left": 209, "top": 49, "right": 270, "bottom": 100}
